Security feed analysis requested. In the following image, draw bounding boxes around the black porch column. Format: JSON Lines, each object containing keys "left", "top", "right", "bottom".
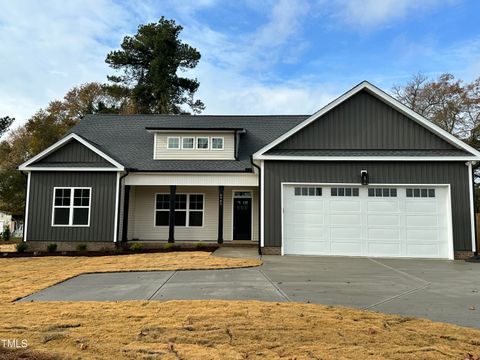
{"left": 217, "top": 186, "right": 224, "bottom": 244}
{"left": 168, "top": 185, "right": 176, "bottom": 243}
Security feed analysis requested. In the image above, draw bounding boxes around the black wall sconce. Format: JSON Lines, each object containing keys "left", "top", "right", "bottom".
{"left": 360, "top": 170, "right": 369, "bottom": 185}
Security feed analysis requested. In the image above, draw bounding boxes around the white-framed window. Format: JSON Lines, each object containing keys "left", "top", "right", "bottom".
{"left": 197, "top": 137, "right": 209, "bottom": 150}
{"left": 167, "top": 137, "right": 180, "bottom": 149}
{"left": 211, "top": 137, "right": 224, "bottom": 150}
{"left": 182, "top": 137, "right": 195, "bottom": 149}
{"left": 52, "top": 187, "right": 91, "bottom": 227}
{"left": 155, "top": 193, "right": 204, "bottom": 227}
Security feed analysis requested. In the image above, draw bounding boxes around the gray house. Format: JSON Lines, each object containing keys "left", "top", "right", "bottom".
{"left": 19, "top": 82, "right": 480, "bottom": 259}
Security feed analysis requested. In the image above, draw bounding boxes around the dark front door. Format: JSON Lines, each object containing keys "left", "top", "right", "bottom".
{"left": 233, "top": 198, "right": 252, "bottom": 240}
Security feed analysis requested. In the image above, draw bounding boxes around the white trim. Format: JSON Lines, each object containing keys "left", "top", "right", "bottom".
{"left": 181, "top": 136, "right": 195, "bottom": 150}
{"left": 51, "top": 187, "right": 92, "bottom": 227}
{"left": 153, "top": 133, "right": 158, "bottom": 159}
{"left": 253, "top": 81, "right": 480, "bottom": 160}
{"left": 260, "top": 160, "right": 264, "bottom": 247}
{"left": 467, "top": 162, "right": 476, "bottom": 253}
{"left": 19, "top": 133, "right": 124, "bottom": 171}
{"left": 125, "top": 172, "right": 258, "bottom": 187}
{"left": 147, "top": 129, "right": 235, "bottom": 134}
{"left": 18, "top": 167, "right": 122, "bottom": 172}
{"left": 256, "top": 155, "right": 480, "bottom": 161}
{"left": 113, "top": 172, "right": 121, "bottom": 242}
{"left": 280, "top": 182, "right": 455, "bottom": 259}
{"left": 211, "top": 137, "right": 224, "bottom": 150}
{"left": 23, "top": 172, "right": 31, "bottom": 242}
{"left": 196, "top": 137, "right": 209, "bottom": 150}
{"left": 167, "top": 137, "right": 180, "bottom": 149}
{"left": 153, "top": 193, "right": 205, "bottom": 228}
{"left": 232, "top": 189, "right": 254, "bottom": 241}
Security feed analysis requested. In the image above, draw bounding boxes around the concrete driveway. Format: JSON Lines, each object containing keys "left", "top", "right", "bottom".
{"left": 19, "top": 250, "right": 480, "bottom": 328}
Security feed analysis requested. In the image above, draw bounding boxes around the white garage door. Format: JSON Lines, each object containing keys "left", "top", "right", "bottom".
{"left": 283, "top": 185, "right": 452, "bottom": 259}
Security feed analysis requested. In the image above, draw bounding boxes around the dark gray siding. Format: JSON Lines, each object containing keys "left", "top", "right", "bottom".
{"left": 32, "top": 140, "right": 114, "bottom": 167}
{"left": 264, "top": 161, "right": 472, "bottom": 251}
{"left": 272, "top": 90, "right": 460, "bottom": 151}
{"left": 27, "top": 172, "right": 117, "bottom": 242}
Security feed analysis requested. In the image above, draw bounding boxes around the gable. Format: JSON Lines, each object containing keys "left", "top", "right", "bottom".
{"left": 30, "top": 139, "right": 115, "bottom": 168}
{"left": 272, "top": 90, "right": 459, "bottom": 151}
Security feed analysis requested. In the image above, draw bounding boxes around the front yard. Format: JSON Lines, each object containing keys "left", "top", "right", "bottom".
{"left": 0, "top": 252, "right": 479, "bottom": 359}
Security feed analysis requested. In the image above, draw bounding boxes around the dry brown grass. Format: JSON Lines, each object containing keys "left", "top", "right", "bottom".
{"left": 0, "top": 252, "right": 479, "bottom": 359}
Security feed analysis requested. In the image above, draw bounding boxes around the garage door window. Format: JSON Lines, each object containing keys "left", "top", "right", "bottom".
{"left": 294, "top": 187, "right": 322, "bottom": 196}
{"left": 406, "top": 188, "right": 435, "bottom": 198}
{"left": 368, "top": 188, "right": 397, "bottom": 197}
{"left": 331, "top": 187, "right": 359, "bottom": 197}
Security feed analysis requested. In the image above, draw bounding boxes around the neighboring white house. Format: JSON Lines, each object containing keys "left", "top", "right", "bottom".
{"left": 0, "top": 211, "right": 14, "bottom": 234}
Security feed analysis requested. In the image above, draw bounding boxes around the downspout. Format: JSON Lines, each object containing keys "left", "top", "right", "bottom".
{"left": 116, "top": 169, "right": 130, "bottom": 248}
{"left": 251, "top": 157, "right": 262, "bottom": 257}
{"left": 472, "top": 162, "right": 479, "bottom": 256}
{"left": 21, "top": 171, "right": 28, "bottom": 242}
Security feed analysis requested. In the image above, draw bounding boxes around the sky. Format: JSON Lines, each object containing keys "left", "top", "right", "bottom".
{"left": 1, "top": 0, "right": 480, "bottom": 130}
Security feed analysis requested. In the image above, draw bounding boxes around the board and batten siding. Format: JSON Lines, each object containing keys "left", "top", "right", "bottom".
{"left": 154, "top": 132, "right": 235, "bottom": 160}
{"left": 32, "top": 139, "right": 115, "bottom": 167}
{"left": 264, "top": 161, "right": 472, "bottom": 251}
{"left": 127, "top": 186, "right": 258, "bottom": 241}
{"left": 27, "top": 172, "right": 117, "bottom": 242}
{"left": 272, "top": 90, "right": 458, "bottom": 151}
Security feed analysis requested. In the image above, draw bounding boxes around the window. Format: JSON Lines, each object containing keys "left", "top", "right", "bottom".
{"left": 406, "top": 188, "right": 435, "bottom": 198}
{"left": 182, "top": 137, "right": 194, "bottom": 149}
{"left": 294, "top": 187, "right": 322, "bottom": 196}
{"left": 331, "top": 187, "right": 359, "bottom": 197}
{"left": 197, "top": 137, "right": 209, "bottom": 149}
{"left": 211, "top": 137, "right": 224, "bottom": 150}
{"left": 167, "top": 137, "right": 180, "bottom": 149}
{"left": 155, "top": 193, "right": 204, "bottom": 227}
{"left": 368, "top": 188, "right": 397, "bottom": 197}
{"left": 52, "top": 187, "right": 91, "bottom": 226}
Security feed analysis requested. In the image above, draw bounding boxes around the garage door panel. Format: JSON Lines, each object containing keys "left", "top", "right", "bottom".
{"left": 367, "top": 214, "right": 399, "bottom": 226}
{"left": 283, "top": 185, "right": 451, "bottom": 259}
{"left": 367, "top": 200, "right": 399, "bottom": 213}
{"left": 329, "top": 200, "right": 361, "bottom": 212}
{"left": 406, "top": 215, "right": 438, "bottom": 227}
{"left": 367, "top": 228, "right": 400, "bottom": 240}
{"left": 330, "top": 214, "right": 361, "bottom": 225}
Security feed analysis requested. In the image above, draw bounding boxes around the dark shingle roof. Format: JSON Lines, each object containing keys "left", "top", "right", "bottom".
{"left": 68, "top": 114, "right": 309, "bottom": 172}
{"left": 265, "top": 149, "right": 469, "bottom": 157}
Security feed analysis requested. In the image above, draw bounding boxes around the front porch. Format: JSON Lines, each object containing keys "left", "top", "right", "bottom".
{"left": 120, "top": 184, "right": 259, "bottom": 244}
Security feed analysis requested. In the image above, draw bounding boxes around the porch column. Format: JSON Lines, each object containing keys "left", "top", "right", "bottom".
{"left": 217, "top": 186, "right": 224, "bottom": 244}
{"left": 168, "top": 185, "right": 176, "bottom": 243}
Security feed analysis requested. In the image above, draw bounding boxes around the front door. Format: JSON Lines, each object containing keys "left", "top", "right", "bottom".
{"left": 233, "top": 197, "right": 252, "bottom": 240}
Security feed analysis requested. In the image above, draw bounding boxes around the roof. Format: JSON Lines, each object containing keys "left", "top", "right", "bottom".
{"left": 68, "top": 114, "right": 309, "bottom": 172}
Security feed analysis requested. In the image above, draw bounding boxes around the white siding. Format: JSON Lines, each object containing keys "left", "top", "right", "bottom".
{"left": 127, "top": 185, "right": 258, "bottom": 242}
{"left": 154, "top": 132, "right": 235, "bottom": 160}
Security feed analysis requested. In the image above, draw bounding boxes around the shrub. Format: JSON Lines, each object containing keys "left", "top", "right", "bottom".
{"left": 47, "top": 243, "right": 58, "bottom": 253}
{"left": 163, "top": 243, "right": 174, "bottom": 250}
{"left": 195, "top": 242, "right": 206, "bottom": 249}
{"left": 2, "top": 226, "right": 10, "bottom": 242}
{"left": 76, "top": 243, "right": 87, "bottom": 252}
{"left": 129, "top": 243, "right": 144, "bottom": 252}
{"left": 16, "top": 242, "right": 27, "bottom": 253}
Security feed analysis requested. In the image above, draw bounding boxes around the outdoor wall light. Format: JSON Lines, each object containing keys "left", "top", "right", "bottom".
{"left": 360, "top": 170, "right": 369, "bottom": 185}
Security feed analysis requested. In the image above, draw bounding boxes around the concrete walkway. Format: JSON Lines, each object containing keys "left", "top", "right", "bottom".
{"left": 19, "top": 251, "right": 480, "bottom": 328}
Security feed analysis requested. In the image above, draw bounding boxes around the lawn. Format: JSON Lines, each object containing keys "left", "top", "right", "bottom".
{"left": 0, "top": 252, "right": 479, "bottom": 359}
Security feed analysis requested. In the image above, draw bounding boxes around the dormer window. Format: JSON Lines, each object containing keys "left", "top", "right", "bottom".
{"left": 182, "top": 137, "right": 194, "bottom": 149}
{"left": 211, "top": 137, "right": 224, "bottom": 150}
{"left": 167, "top": 137, "right": 180, "bottom": 149}
{"left": 197, "top": 137, "right": 209, "bottom": 150}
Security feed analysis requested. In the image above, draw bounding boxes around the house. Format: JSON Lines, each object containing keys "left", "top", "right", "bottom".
{"left": 18, "top": 81, "right": 480, "bottom": 259}
{"left": 0, "top": 210, "right": 14, "bottom": 234}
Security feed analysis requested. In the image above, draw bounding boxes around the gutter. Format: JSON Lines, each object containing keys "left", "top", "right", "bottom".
{"left": 251, "top": 157, "right": 262, "bottom": 257}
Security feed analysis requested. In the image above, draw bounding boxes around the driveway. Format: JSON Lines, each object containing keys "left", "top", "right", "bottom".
{"left": 19, "top": 250, "right": 480, "bottom": 328}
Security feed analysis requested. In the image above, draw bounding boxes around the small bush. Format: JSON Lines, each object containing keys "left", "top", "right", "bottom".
{"left": 195, "top": 242, "right": 206, "bottom": 249}
{"left": 129, "top": 243, "right": 144, "bottom": 252}
{"left": 2, "top": 226, "right": 11, "bottom": 241}
{"left": 163, "top": 243, "right": 174, "bottom": 250}
{"left": 16, "top": 242, "right": 28, "bottom": 253}
{"left": 47, "top": 243, "right": 58, "bottom": 253}
{"left": 76, "top": 243, "right": 87, "bottom": 252}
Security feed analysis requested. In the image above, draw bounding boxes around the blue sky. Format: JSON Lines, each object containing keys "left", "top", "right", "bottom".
{"left": 1, "top": 0, "right": 480, "bottom": 129}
